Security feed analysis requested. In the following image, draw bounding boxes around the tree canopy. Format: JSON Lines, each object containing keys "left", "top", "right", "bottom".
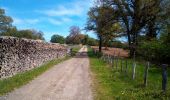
{"left": 86, "top": 0, "right": 170, "bottom": 57}
{"left": 66, "top": 26, "right": 84, "bottom": 44}
{"left": 0, "top": 8, "right": 13, "bottom": 34}
{"left": 85, "top": 2, "right": 121, "bottom": 52}
{"left": 50, "top": 34, "right": 65, "bottom": 44}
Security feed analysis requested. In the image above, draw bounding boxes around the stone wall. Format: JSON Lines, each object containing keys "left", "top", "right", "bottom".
{"left": 0, "top": 36, "right": 68, "bottom": 79}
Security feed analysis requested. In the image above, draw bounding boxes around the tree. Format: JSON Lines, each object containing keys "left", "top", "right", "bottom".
{"left": 16, "top": 29, "right": 44, "bottom": 40}
{"left": 31, "top": 29, "right": 44, "bottom": 40}
{"left": 87, "top": 37, "right": 98, "bottom": 46}
{"left": 1, "top": 26, "right": 18, "bottom": 36}
{"left": 102, "top": 0, "right": 165, "bottom": 57}
{"left": 66, "top": 26, "right": 84, "bottom": 44}
{"left": 50, "top": 34, "right": 65, "bottom": 44}
{"left": 1, "top": 28, "right": 44, "bottom": 40}
{"left": 0, "top": 8, "right": 13, "bottom": 34}
{"left": 82, "top": 34, "right": 89, "bottom": 45}
{"left": 86, "top": 1, "right": 120, "bottom": 52}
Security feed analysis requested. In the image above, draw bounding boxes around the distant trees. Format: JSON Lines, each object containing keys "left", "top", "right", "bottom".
{"left": 1, "top": 28, "right": 44, "bottom": 40}
{"left": 81, "top": 34, "right": 88, "bottom": 45}
{"left": 64, "top": 26, "right": 98, "bottom": 46}
{"left": 87, "top": 37, "right": 98, "bottom": 46}
{"left": 0, "top": 8, "right": 13, "bottom": 34}
{"left": 17, "top": 29, "right": 44, "bottom": 40}
{"left": 66, "top": 26, "right": 84, "bottom": 44}
{"left": 0, "top": 8, "right": 45, "bottom": 40}
{"left": 50, "top": 34, "right": 65, "bottom": 44}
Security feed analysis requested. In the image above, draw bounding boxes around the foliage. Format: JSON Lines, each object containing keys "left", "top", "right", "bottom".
{"left": 66, "top": 26, "right": 84, "bottom": 44}
{"left": 87, "top": 37, "right": 98, "bottom": 46}
{"left": 81, "top": 34, "right": 88, "bottom": 45}
{"left": 137, "top": 33, "right": 170, "bottom": 65}
{"left": 108, "top": 40, "right": 128, "bottom": 49}
{"left": 17, "top": 29, "right": 44, "bottom": 40}
{"left": 1, "top": 28, "right": 44, "bottom": 40}
{"left": 87, "top": 0, "right": 170, "bottom": 57}
{"left": 0, "top": 8, "right": 13, "bottom": 34}
{"left": 85, "top": 3, "right": 120, "bottom": 52}
{"left": 50, "top": 34, "right": 65, "bottom": 44}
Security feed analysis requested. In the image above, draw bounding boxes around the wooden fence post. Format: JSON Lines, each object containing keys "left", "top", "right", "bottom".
{"left": 109, "top": 55, "right": 111, "bottom": 64}
{"left": 106, "top": 54, "right": 109, "bottom": 63}
{"left": 108, "top": 54, "right": 110, "bottom": 64}
{"left": 162, "top": 64, "right": 168, "bottom": 93}
{"left": 121, "top": 58, "right": 123, "bottom": 72}
{"left": 132, "top": 52, "right": 136, "bottom": 80}
{"left": 112, "top": 56, "right": 114, "bottom": 68}
{"left": 109, "top": 55, "right": 112, "bottom": 64}
{"left": 110, "top": 56, "right": 112, "bottom": 66}
{"left": 125, "top": 60, "right": 128, "bottom": 74}
{"left": 132, "top": 62, "right": 136, "bottom": 79}
{"left": 103, "top": 54, "right": 105, "bottom": 61}
{"left": 116, "top": 57, "right": 118, "bottom": 70}
{"left": 144, "top": 61, "right": 149, "bottom": 87}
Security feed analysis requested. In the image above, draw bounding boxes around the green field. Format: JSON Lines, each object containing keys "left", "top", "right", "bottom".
{"left": 88, "top": 48, "right": 170, "bottom": 100}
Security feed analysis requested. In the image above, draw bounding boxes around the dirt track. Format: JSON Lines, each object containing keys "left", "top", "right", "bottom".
{"left": 1, "top": 46, "right": 93, "bottom": 100}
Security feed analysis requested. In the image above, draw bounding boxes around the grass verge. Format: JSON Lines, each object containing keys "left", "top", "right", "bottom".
{"left": 88, "top": 48, "right": 170, "bottom": 100}
{"left": 71, "top": 46, "right": 81, "bottom": 56}
{"left": 0, "top": 56, "right": 70, "bottom": 96}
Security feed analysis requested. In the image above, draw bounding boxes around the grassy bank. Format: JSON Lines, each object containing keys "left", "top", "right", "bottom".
{"left": 71, "top": 46, "right": 82, "bottom": 56}
{"left": 88, "top": 48, "right": 170, "bottom": 100}
{"left": 0, "top": 56, "right": 70, "bottom": 96}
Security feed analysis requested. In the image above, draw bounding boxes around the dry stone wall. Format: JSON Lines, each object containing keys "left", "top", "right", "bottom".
{"left": 0, "top": 36, "right": 68, "bottom": 79}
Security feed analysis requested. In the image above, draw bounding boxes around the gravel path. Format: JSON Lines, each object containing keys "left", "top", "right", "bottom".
{"left": 1, "top": 46, "right": 93, "bottom": 100}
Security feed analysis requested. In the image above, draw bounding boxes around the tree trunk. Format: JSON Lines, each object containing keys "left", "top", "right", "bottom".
{"left": 126, "top": 28, "right": 134, "bottom": 58}
{"left": 99, "top": 36, "right": 102, "bottom": 52}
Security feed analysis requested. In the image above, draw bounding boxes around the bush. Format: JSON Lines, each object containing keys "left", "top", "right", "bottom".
{"left": 50, "top": 34, "right": 65, "bottom": 44}
{"left": 137, "top": 35, "right": 170, "bottom": 65}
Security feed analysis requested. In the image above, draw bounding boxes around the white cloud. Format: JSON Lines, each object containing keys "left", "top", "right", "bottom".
{"left": 48, "top": 18, "right": 62, "bottom": 25}
{"left": 26, "top": 19, "right": 39, "bottom": 24}
{"left": 48, "top": 17, "right": 72, "bottom": 25}
{"left": 13, "top": 18, "right": 40, "bottom": 25}
{"left": 62, "top": 17, "right": 72, "bottom": 22}
{"left": 37, "top": 5, "right": 83, "bottom": 17}
{"left": 36, "top": 0, "right": 95, "bottom": 17}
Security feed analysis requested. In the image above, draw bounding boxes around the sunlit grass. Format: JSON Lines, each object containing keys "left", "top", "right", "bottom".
{"left": 88, "top": 48, "right": 170, "bottom": 100}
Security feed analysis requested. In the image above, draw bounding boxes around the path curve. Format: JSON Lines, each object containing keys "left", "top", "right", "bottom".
{"left": 1, "top": 46, "right": 93, "bottom": 100}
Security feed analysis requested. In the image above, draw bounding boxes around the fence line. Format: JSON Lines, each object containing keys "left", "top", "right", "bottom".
{"left": 92, "top": 48, "right": 168, "bottom": 93}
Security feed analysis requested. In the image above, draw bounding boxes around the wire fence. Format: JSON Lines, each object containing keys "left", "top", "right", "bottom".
{"left": 92, "top": 48, "right": 168, "bottom": 93}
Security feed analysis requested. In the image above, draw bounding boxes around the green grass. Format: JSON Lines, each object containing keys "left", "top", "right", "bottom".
{"left": 88, "top": 48, "right": 170, "bottom": 100}
{"left": 71, "top": 46, "right": 81, "bottom": 56}
{"left": 0, "top": 56, "right": 70, "bottom": 96}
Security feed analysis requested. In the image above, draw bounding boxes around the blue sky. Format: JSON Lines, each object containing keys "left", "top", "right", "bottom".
{"left": 0, "top": 0, "right": 96, "bottom": 41}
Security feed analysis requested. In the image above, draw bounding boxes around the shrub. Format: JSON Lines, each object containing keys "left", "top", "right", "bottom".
{"left": 137, "top": 34, "right": 170, "bottom": 65}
